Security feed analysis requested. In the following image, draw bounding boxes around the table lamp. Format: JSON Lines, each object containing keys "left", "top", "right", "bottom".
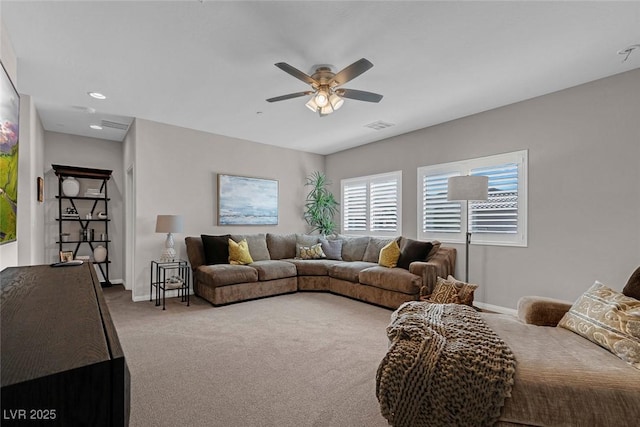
{"left": 155, "top": 215, "right": 184, "bottom": 262}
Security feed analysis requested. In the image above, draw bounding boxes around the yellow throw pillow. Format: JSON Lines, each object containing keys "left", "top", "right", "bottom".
{"left": 228, "top": 238, "right": 253, "bottom": 265}
{"left": 378, "top": 239, "right": 401, "bottom": 268}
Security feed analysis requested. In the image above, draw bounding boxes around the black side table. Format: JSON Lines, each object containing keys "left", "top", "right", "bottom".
{"left": 150, "top": 260, "right": 190, "bottom": 310}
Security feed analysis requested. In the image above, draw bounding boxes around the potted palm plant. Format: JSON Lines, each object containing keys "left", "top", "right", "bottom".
{"left": 304, "top": 171, "right": 339, "bottom": 235}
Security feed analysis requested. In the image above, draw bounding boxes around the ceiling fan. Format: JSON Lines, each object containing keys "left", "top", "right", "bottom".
{"left": 266, "top": 58, "right": 383, "bottom": 116}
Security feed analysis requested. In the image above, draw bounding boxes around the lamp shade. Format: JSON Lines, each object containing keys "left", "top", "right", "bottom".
{"left": 155, "top": 215, "right": 184, "bottom": 233}
{"left": 447, "top": 175, "right": 489, "bottom": 201}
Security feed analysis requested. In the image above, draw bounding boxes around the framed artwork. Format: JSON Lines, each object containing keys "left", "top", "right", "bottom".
{"left": 0, "top": 61, "right": 20, "bottom": 245}
{"left": 37, "top": 177, "right": 44, "bottom": 202}
{"left": 217, "top": 174, "right": 278, "bottom": 225}
{"left": 59, "top": 251, "right": 74, "bottom": 262}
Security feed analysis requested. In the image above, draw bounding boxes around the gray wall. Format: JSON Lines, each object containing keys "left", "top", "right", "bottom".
{"left": 326, "top": 69, "right": 640, "bottom": 309}
{"left": 128, "top": 119, "right": 325, "bottom": 300}
{"left": 43, "top": 131, "right": 125, "bottom": 282}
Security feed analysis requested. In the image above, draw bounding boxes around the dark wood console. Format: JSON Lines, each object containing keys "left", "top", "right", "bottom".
{"left": 1, "top": 263, "right": 130, "bottom": 426}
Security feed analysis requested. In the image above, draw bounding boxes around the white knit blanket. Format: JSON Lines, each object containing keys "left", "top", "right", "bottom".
{"left": 376, "top": 301, "right": 516, "bottom": 427}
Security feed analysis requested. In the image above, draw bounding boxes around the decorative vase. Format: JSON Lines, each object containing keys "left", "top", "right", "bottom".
{"left": 62, "top": 177, "right": 80, "bottom": 197}
{"left": 93, "top": 245, "right": 107, "bottom": 263}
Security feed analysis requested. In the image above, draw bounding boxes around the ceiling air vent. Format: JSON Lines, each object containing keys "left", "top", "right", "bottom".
{"left": 101, "top": 120, "right": 130, "bottom": 131}
{"left": 364, "top": 120, "right": 395, "bottom": 131}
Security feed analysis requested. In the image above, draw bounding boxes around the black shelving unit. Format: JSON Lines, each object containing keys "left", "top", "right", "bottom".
{"left": 53, "top": 164, "right": 113, "bottom": 286}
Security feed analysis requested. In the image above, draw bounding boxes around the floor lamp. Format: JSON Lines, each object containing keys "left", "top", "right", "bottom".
{"left": 447, "top": 175, "right": 488, "bottom": 283}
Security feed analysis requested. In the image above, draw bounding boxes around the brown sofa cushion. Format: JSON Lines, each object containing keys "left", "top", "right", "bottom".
{"left": 250, "top": 260, "right": 297, "bottom": 281}
{"left": 358, "top": 266, "right": 422, "bottom": 295}
{"left": 266, "top": 233, "right": 296, "bottom": 260}
{"left": 363, "top": 237, "right": 395, "bottom": 263}
{"left": 336, "top": 235, "right": 370, "bottom": 261}
{"left": 201, "top": 234, "right": 230, "bottom": 265}
{"left": 558, "top": 281, "right": 640, "bottom": 369}
{"left": 329, "top": 261, "right": 377, "bottom": 283}
{"left": 286, "top": 259, "right": 342, "bottom": 276}
{"left": 622, "top": 266, "right": 640, "bottom": 300}
{"left": 231, "top": 233, "right": 270, "bottom": 261}
{"left": 397, "top": 238, "right": 433, "bottom": 270}
{"left": 195, "top": 264, "right": 258, "bottom": 287}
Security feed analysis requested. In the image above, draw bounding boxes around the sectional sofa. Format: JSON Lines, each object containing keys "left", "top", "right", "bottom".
{"left": 185, "top": 233, "right": 456, "bottom": 309}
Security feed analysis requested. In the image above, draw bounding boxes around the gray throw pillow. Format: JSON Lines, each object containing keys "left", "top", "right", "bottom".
{"left": 320, "top": 238, "right": 343, "bottom": 260}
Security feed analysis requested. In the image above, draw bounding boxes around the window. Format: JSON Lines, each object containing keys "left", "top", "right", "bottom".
{"left": 418, "top": 150, "right": 527, "bottom": 246}
{"left": 341, "top": 171, "right": 402, "bottom": 236}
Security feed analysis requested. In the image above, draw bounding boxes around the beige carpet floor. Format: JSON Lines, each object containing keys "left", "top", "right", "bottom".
{"left": 103, "top": 287, "right": 393, "bottom": 427}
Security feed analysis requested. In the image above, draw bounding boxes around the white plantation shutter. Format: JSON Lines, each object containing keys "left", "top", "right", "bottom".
{"left": 422, "top": 172, "right": 461, "bottom": 234}
{"left": 418, "top": 150, "right": 527, "bottom": 246}
{"left": 342, "top": 181, "right": 367, "bottom": 232}
{"left": 341, "top": 171, "right": 402, "bottom": 235}
{"left": 370, "top": 176, "right": 399, "bottom": 232}
{"left": 470, "top": 164, "right": 519, "bottom": 234}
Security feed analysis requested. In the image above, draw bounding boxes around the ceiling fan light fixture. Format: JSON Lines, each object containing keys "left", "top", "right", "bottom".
{"left": 329, "top": 93, "right": 344, "bottom": 110}
{"left": 314, "top": 89, "right": 329, "bottom": 107}
{"left": 320, "top": 104, "right": 334, "bottom": 115}
{"left": 305, "top": 97, "right": 319, "bottom": 112}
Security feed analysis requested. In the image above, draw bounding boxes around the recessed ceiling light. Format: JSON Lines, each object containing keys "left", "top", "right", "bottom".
{"left": 88, "top": 92, "right": 106, "bottom": 100}
{"left": 90, "top": 124, "right": 103, "bottom": 130}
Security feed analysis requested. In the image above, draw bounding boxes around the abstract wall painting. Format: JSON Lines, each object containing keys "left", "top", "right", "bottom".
{"left": 217, "top": 174, "right": 278, "bottom": 225}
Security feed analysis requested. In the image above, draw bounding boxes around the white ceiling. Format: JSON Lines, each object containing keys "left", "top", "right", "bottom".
{"left": 3, "top": 1, "right": 639, "bottom": 155}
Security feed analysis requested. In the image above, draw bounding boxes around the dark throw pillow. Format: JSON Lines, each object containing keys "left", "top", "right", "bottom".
{"left": 397, "top": 238, "right": 433, "bottom": 270}
{"left": 622, "top": 266, "right": 640, "bottom": 300}
{"left": 201, "top": 234, "right": 231, "bottom": 265}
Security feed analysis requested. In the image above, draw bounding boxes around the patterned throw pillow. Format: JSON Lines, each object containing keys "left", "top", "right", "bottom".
{"left": 558, "top": 281, "right": 640, "bottom": 369}
{"left": 299, "top": 243, "right": 326, "bottom": 260}
{"left": 428, "top": 276, "right": 461, "bottom": 304}
{"left": 228, "top": 238, "right": 253, "bottom": 265}
{"left": 378, "top": 239, "right": 401, "bottom": 268}
{"left": 447, "top": 275, "right": 479, "bottom": 307}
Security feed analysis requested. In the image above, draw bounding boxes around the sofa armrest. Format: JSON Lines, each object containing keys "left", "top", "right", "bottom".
{"left": 517, "top": 296, "right": 573, "bottom": 327}
{"left": 185, "top": 236, "right": 205, "bottom": 271}
{"left": 409, "top": 246, "right": 457, "bottom": 295}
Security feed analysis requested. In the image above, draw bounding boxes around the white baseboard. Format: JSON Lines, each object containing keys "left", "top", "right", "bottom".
{"left": 474, "top": 301, "right": 517, "bottom": 316}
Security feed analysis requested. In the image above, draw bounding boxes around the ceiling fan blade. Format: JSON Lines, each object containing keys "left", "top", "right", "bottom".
{"left": 274, "top": 62, "right": 318, "bottom": 86}
{"left": 337, "top": 89, "right": 383, "bottom": 103}
{"left": 330, "top": 58, "right": 374, "bottom": 86}
{"left": 266, "top": 91, "right": 313, "bottom": 103}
